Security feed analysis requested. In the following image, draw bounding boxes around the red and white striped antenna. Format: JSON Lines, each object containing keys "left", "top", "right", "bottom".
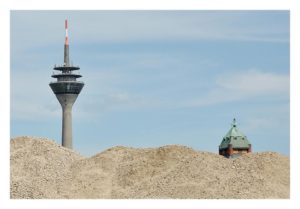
{"left": 65, "top": 19, "right": 69, "bottom": 45}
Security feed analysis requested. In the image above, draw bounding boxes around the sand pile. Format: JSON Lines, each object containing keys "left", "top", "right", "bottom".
{"left": 10, "top": 137, "right": 290, "bottom": 199}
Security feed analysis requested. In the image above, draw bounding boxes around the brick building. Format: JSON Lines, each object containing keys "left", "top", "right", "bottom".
{"left": 219, "top": 119, "right": 252, "bottom": 158}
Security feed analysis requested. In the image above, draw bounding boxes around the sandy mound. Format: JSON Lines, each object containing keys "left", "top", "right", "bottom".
{"left": 10, "top": 137, "right": 289, "bottom": 199}
{"left": 10, "top": 136, "right": 83, "bottom": 198}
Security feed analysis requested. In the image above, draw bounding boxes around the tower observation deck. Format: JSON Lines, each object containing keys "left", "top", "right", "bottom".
{"left": 49, "top": 20, "right": 84, "bottom": 149}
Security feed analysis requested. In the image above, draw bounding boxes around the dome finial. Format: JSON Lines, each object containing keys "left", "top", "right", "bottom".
{"left": 232, "top": 118, "right": 237, "bottom": 127}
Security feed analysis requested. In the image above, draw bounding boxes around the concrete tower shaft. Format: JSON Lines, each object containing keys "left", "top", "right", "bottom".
{"left": 56, "top": 94, "right": 78, "bottom": 148}
{"left": 49, "top": 19, "right": 84, "bottom": 149}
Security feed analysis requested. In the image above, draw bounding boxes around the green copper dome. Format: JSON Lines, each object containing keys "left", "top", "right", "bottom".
{"left": 219, "top": 119, "right": 251, "bottom": 150}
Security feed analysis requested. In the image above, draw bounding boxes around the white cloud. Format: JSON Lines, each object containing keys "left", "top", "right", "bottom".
{"left": 216, "top": 69, "right": 289, "bottom": 96}
{"left": 10, "top": 66, "right": 160, "bottom": 121}
{"left": 11, "top": 67, "right": 61, "bottom": 121}
{"left": 79, "top": 92, "right": 157, "bottom": 113}
{"left": 11, "top": 99, "right": 60, "bottom": 121}
{"left": 10, "top": 11, "right": 289, "bottom": 121}
{"left": 11, "top": 11, "right": 289, "bottom": 55}
{"left": 11, "top": 66, "right": 290, "bottom": 121}
{"left": 184, "top": 69, "right": 289, "bottom": 107}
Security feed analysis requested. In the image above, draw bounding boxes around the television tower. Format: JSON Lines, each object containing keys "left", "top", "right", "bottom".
{"left": 49, "top": 20, "right": 84, "bottom": 149}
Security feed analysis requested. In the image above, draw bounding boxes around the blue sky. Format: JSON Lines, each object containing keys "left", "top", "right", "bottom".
{"left": 10, "top": 11, "right": 290, "bottom": 156}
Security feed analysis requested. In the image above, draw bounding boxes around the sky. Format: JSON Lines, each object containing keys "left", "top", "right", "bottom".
{"left": 10, "top": 10, "right": 290, "bottom": 157}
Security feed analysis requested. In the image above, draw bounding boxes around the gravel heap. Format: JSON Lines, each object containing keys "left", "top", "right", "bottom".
{"left": 10, "top": 137, "right": 289, "bottom": 199}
